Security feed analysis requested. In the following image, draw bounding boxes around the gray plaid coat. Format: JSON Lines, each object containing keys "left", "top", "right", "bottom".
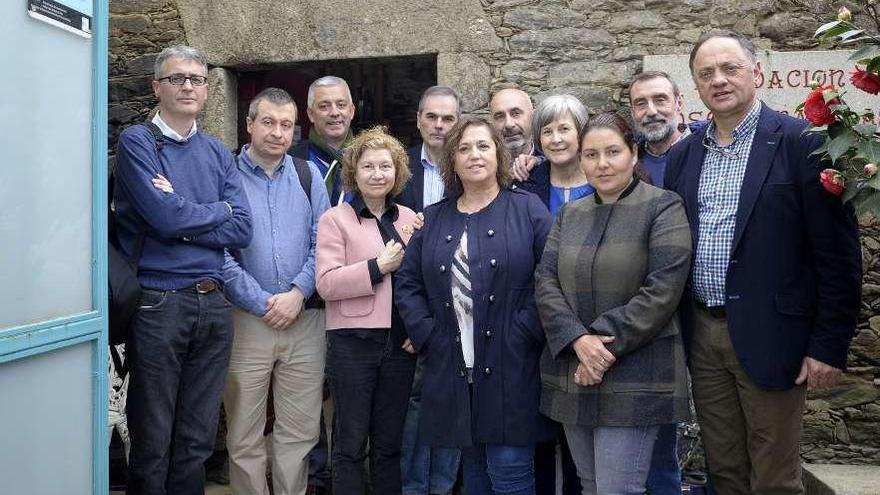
{"left": 535, "top": 180, "right": 692, "bottom": 426}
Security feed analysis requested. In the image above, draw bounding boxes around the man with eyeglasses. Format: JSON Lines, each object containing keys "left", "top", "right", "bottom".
{"left": 114, "top": 44, "right": 253, "bottom": 495}
{"left": 665, "top": 31, "right": 861, "bottom": 494}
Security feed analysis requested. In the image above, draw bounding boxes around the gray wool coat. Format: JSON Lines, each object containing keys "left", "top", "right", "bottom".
{"left": 535, "top": 180, "right": 693, "bottom": 427}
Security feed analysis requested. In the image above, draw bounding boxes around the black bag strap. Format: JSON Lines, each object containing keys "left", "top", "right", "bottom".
{"left": 292, "top": 156, "right": 313, "bottom": 204}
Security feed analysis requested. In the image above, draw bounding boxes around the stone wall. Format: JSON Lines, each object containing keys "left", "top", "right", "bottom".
{"left": 108, "top": 0, "right": 879, "bottom": 465}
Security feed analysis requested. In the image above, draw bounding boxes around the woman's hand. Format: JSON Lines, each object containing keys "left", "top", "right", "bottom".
{"left": 376, "top": 240, "right": 404, "bottom": 274}
{"left": 401, "top": 338, "right": 416, "bottom": 354}
{"left": 571, "top": 334, "right": 616, "bottom": 385}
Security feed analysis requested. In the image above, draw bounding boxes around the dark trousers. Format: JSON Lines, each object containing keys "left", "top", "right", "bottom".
{"left": 126, "top": 288, "right": 234, "bottom": 495}
{"left": 534, "top": 428, "right": 581, "bottom": 495}
{"left": 327, "top": 330, "right": 417, "bottom": 495}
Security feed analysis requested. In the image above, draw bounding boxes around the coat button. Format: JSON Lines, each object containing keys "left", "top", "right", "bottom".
{"left": 484, "top": 367, "right": 491, "bottom": 375}
{"left": 455, "top": 334, "right": 461, "bottom": 342}
{"left": 488, "top": 294, "right": 495, "bottom": 303}
{"left": 446, "top": 235, "right": 453, "bottom": 242}
{"left": 440, "top": 264, "right": 446, "bottom": 273}
{"left": 445, "top": 302, "right": 451, "bottom": 309}
{"left": 485, "top": 329, "right": 492, "bottom": 337}
{"left": 459, "top": 369, "right": 466, "bottom": 377}
{"left": 490, "top": 258, "right": 497, "bottom": 267}
{"left": 487, "top": 229, "right": 495, "bottom": 237}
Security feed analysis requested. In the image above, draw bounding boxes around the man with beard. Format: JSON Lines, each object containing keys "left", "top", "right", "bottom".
{"left": 489, "top": 87, "right": 544, "bottom": 182}
{"left": 628, "top": 70, "right": 692, "bottom": 495}
{"left": 630, "top": 71, "right": 693, "bottom": 187}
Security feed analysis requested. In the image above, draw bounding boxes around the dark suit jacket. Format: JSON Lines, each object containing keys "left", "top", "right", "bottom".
{"left": 396, "top": 145, "right": 427, "bottom": 212}
{"left": 395, "top": 188, "right": 554, "bottom": 447}
{"left": 664, "top": 103, "right": 862, "bottom": 390}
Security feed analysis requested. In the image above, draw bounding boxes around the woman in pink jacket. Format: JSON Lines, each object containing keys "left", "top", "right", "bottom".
{"left": 316, "top": 126, "right": 420, "bottom": 495}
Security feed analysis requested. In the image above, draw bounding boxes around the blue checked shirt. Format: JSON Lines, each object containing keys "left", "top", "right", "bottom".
{"left": 693, "top": 100, "right": 762, "bottom": 306}
{"left": 421, "top": 145, "right": 445, "bottom": 208}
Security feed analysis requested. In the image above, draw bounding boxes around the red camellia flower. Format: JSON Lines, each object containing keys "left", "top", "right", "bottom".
{"left": 819, "top": 168, "right": 845, "bottom": 196}
{"left": 851, "top": 66, "right": 880, "bottom": 95}
{"left": 803, "top": 85, "right": 838, "bottom": 126}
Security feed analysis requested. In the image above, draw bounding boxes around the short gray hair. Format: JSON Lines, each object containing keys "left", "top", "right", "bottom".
{"left": 418, "top": 86, "right": 461, "bottom": 115}
{"left": 307, "top": 76, "right": 353, "bottom": 108}
{"left": 689, "top": 30, "right": 758, "bottom": 72}
{"left": 153, "top": 44, "right": 208, "bottom": 80}
{"left": 532, "top": 94, "right": 589, "bottom": 154}
{"left": 248, "top": 87, "right": 297, "bottom": 120}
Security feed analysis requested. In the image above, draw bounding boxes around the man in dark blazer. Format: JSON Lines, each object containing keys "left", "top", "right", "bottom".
{"left": 396, "top": 86, "right": 460, "bottom": 212}
{"left": 395, "top": 86, "right": 463, "bottom": 495}
{"left": 665, "top": 31, "right": 862, "bottom": 495}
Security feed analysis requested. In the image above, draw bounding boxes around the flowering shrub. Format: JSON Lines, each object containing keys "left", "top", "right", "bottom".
{"left": 799, "top": 7, "right": 880, "bottom": 215}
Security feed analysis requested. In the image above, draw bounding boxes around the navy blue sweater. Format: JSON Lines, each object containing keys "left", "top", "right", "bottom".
{"left": 114, "top": 125, "right": 253, "bottom": 289}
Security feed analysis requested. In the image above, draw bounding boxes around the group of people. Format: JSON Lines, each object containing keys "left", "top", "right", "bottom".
{"left": 112, "top": 28, "right": 862, "bottom": 495}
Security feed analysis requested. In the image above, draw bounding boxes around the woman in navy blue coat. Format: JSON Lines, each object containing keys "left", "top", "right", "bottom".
{"left": 395, "top": 117, "right": 553, "bottom": 495}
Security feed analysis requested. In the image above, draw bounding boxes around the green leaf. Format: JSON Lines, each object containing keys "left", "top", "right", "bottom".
{"left": 849, "top": 45, "right": 880, "bottom": 62}
{"left": 842, "top": 180, "right": 863, "bottom": 203}
{"left": 867, "top": 58, "right": 880, "bottom": 73}
{"left": 853, "top": 123, "right": 878, "bottom": 137}
{"left": 867, "top": 171, "right": 880, "bottom": 190}
{"left": 828, "top": 131, "right": 858, "bottom": 162}
{"left": 859, "top": 140, "right": 880, "bottom": 163}
{"left": 819, "top": 24, "right": 854, "bottom": 41}
{"left": 838, "top": 29, "right": 865, "bottom": 41}
{"left": 853, "top": 188, "right": 880, "bottom": 217}
{"left": 815, "top": 20, "right": 843, "bottom": 37}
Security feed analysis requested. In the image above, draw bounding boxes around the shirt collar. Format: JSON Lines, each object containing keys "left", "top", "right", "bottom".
{"left": 594, "top": 176, "right": 640, "bottom": 205}
{"left": 421, "top": 144, "right": 440, "bottom": 169}
{"left": 705, "top": 99, "right": 762, "bottom": 146}
{"left": 350, "top": 193, "right": 400, "bottom": 223}
{"left": 152, "top": 112, "right": 198, "bottom": 142}
{"left": 237, "top": 144, "right": 288, "bottom": 177}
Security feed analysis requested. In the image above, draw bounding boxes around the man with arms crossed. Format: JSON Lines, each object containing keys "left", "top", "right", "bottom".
{"left": 114, "top": 44, "right": 253, "bottom": 495}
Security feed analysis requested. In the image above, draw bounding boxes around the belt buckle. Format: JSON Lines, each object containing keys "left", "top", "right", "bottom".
{"left": 195, "top": 279, "right": 217, "bottom": 294}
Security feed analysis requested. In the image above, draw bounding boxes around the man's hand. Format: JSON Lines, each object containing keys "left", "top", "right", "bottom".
{"left": 376, "top": 240, "right": 404, "bottom": 274}
{"left": 263, "top": 288, "right": 305, "bottom": 330}
{"left": 401, "top": 338, "right": 416, "bottom": 354}
{"left": 511, "top": 154, "right": 539, "bottom": 182}
{"left": 795, "top": 356, "right": 842, "bottom": 389}
{"left": 152, "top": 174, "right": 174, "bottom": 193}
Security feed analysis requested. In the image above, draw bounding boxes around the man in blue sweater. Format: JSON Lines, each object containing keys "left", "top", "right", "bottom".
{"left": 114, "top": 44, "right": 252, "bottom": 495}
{"left": 222, "top": 88, "right": 330, "bottom": 495}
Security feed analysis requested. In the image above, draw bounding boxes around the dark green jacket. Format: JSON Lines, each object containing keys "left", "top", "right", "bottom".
{"left": 535, "top": 180, "right": 692, "bottom": 426}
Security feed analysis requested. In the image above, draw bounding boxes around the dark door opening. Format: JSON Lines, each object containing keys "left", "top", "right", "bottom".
{"left": 236, "top": 55, "right": 437, "bottom": 150}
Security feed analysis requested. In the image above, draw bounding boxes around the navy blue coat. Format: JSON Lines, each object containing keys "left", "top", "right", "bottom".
{"left": 395, "top": 145, "right": 427, "bottom": 212}
{"left": 664, "top": 104, "right": 862, "bottom": 390}
{"left": 395, "top": 187, "right": 554, "bottom": 447}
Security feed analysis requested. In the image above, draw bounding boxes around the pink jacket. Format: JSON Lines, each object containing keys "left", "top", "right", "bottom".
{"left": 316, "top": 201, "right": 417, "bottom": 330}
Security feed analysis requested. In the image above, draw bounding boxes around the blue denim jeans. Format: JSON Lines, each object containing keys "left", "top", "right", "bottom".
{"left": 462, "top": 444, "right": 535, "bottom": 495}
{"left": 327, "top": 330, "right": 416, "bottom": 495}
{"left": 401, "top": 358, "right": 461, "bottom": 495}
{"left": 645, "top": 423, "right": 681, "bottom": 494}
{"left": 563, "top": 424, "right": 660, "bottom": 495}
{"left": 126, "top": 287, "right": 234, "bottom": 495}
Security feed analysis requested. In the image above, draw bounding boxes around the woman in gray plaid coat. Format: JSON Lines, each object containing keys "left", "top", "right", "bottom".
{"left": 535, "top": 113, "right": 692, "bottom": 494}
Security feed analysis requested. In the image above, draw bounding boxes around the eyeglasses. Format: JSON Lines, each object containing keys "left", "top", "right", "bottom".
{"left": 156, "top": 73, "right": 208, "bottom": 86}
{"left": 702, "top": 135, "right": 740, "bottom": 159}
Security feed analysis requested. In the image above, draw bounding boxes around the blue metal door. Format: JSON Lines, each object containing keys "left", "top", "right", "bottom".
{"left": 0, "top": 1, "right": 109, "bottom": 494}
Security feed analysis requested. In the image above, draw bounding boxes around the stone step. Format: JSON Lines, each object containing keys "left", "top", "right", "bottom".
{"left": 803, "top": 463, "right": 880, "bottom": 495}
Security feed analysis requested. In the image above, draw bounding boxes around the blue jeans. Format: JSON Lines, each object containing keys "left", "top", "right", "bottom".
{"left": 645, "top": 423, "right": 681, "bottom": 494}
{"left": 462, "top": 444, "right": 535, "bottom": 495}
{"left": 126, "top": 287, "right": 234, "bottom": 495}
{"left": 401, "top": 358, "right": 461, "bottom": 495}
{"left": 563, "top": 424, "right": 660, "bottom": 495}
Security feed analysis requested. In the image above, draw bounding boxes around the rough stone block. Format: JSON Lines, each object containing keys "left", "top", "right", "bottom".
{"left": 126, "top": 53, "right": 158, "bottom": 76}
{"left": 803, "top": 463, "right": 880, "bottom": 495}
{"left": 201, "top": 67, "right": 238, "bottom": 150}
{"left": 111, "top": 0, "right": 168, "bottom": 15}
{"left": 503, "top": 6, "right": 586, "bottom": 31}
{"left": 438, "top": 52, "right": 492, "bottom": 113}
{"left": 111, "top": 14, "right": 151, "bottom": 34}
{"left": 509, "top": 27, "right": 614, "bottom": 52}
{"left": 807, "top": 375, "right": 880, "bottom": 409}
